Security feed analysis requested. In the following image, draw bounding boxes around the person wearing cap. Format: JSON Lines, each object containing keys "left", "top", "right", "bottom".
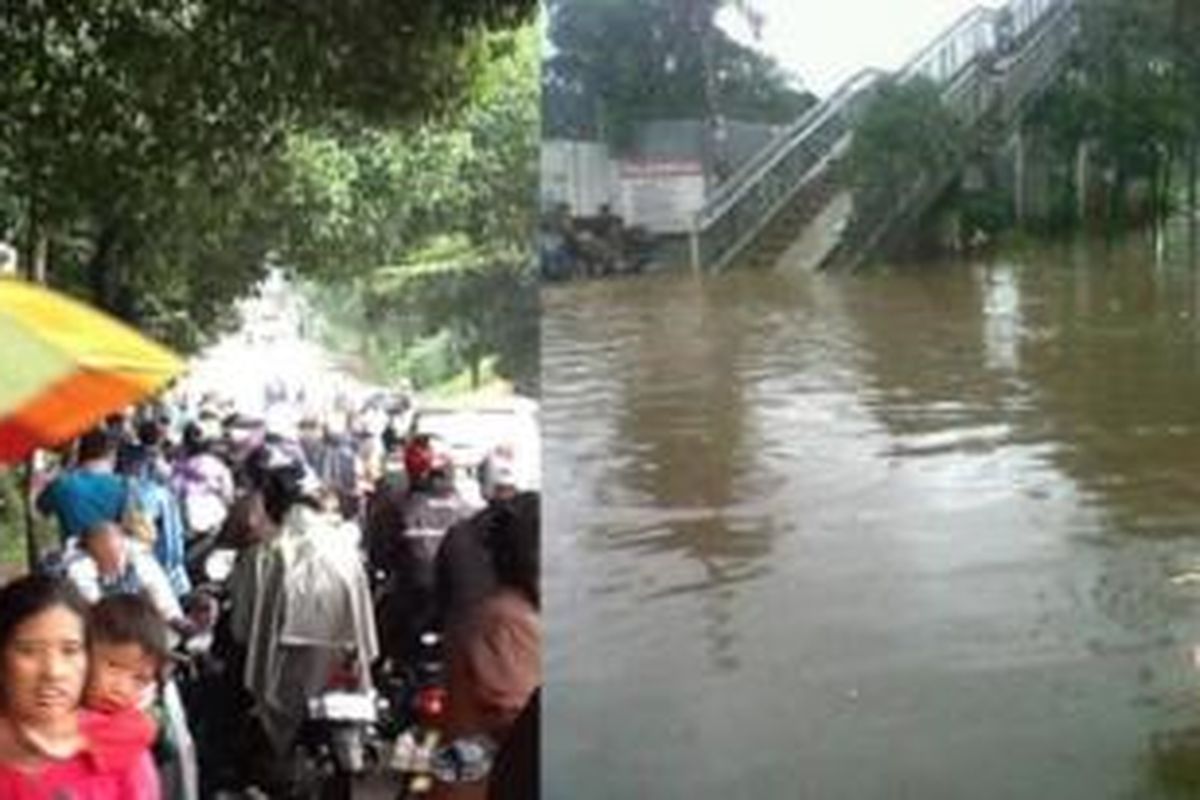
{"left": 477, "top": 449, "right": 520, "bottom": 505}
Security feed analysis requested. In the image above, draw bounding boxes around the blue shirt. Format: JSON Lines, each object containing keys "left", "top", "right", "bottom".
{"left": 135, "top": 479, "right": 191, "bottom": 597}
{"left": 36, "top": 469, "right": 126, "bottom": 543}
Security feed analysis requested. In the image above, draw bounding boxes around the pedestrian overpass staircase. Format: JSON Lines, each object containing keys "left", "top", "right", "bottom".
{"left": 688, "top": 0, "right": 1079, "bottom": 273}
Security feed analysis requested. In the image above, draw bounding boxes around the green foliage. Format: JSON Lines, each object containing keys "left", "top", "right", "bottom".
{"left": 845, "top": 77, "right": 967, "bottom": 230}
{"left": 0, "top": 468, "right": 57, "bottom": 576}
{"left": 0, "top": 0, "right": 534, "bottom": 351}
{"left": 277, "top": 29, "right": 538, "bottom": 277}
{"left": 295, "top": 29, "right": 540, "bottom": 393}
{"left": 543, "top": 0, "right": 814, "bottom": 145}
{"left": 376, "top": 242, "right": 538, "bottom": 394}
{"left": 0, "top": 469, "right": 25, "bottom": 573}
{"left": 960, "top": 186, "right": 1014, "bottom": 238}
{"left": 1027, "top": 0, "right": 1200, "bottom": 225}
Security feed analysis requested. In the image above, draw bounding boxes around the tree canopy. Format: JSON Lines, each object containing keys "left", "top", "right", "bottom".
{"left": 543, "top": 0, "right": 814, "bottom": 147}
{"left": 1027, "top": 0, "right": 1200, "bottom": 225}
{"left": 843, "top": 77, "right": 966, "bottom": 240}
{"left": 0, "top": 0, "right": 535, "bottom": 347}
{"left": 290, "top": 27, "right": 540, "bottom": 393}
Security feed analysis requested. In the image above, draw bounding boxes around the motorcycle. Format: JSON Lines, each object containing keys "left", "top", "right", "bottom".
{"left": 379, "top": 631, "right": 448, "bottom": 797}
{"left": 295, "top": 650, "right": 384, "bottom": 800}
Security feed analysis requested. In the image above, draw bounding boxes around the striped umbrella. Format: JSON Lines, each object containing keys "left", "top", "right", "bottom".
{"left": 0, "top": 277, "right": 185, "bottom": 463}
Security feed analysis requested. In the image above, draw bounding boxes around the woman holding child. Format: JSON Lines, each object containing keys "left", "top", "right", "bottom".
{"left": 0, "top": 574, "right": 161, "bottom": 799}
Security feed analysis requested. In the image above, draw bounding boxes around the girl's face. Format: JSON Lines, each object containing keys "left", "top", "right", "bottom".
{"left": 2, "top": 606, "right": 87, "bottom": 726}
{"left": 85, "top": 641, "right": 159, "bottom": 713}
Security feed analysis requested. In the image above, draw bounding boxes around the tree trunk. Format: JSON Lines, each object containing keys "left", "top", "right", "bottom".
{"left": 86, "top": 225, "right": 121, "bottom": 312}
{"left": 470, "top": 354, "right": 482, "bottom": 389}
{"left": 1151, "top": 150, "right": 1167, "bottom": 226}
{"left": 1013, "top": 128, "right": 1026, "bottom": 228}
{"left": 23, "top": 460, "right": 39, "bottom": 573}
{"left": 30, "top": 233, "right": 47, "bottom": 284}
{"left": 1074, "top": 139, "right": 1089, "bottom": 225}
{"left": 21, "top": 200, "right": 49, "bottom": 283}
{"left": 1189, "top": 141, "right": 1197, "bottom": 218}
{"left": 1154, "top": 154, "right": 1167, "bottom": 264}
{"left": 1109, "top": 164, "right": 1127, "bottom": 233}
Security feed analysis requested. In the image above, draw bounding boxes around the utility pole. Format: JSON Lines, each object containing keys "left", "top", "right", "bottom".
{"left": 690, "top": 0, "right": 723, "bottom": 193}
{"left": 1013, "top": 126, "right": 1029, "bottom": 229}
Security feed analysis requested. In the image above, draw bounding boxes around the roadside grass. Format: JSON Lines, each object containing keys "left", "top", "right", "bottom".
{"left": 423, "top": 357, "right": 511, "bottom": 399}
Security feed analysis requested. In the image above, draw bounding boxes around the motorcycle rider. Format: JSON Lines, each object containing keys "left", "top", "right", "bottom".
{"left": 171, "top": 422, "right": 235, "bottom": 542}
{"left": 227, "top": 458, "right": 377, "bottom": 791}
{"left": 376, "top": 443, "right": 472, "bottom": 666}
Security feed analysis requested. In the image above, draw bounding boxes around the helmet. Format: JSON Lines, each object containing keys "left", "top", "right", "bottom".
{"left": 404, "top": 437, "right": 434, "bottom": 482}
{"left": 261, "top": 458, "right": 323, "bottom": 523}
{"left": 479, "top": 450, "right": 518, "bottom": 500}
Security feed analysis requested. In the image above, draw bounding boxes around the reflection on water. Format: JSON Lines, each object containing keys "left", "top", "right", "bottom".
{"left": 545, "top": 228, "right": 1200, "bottom": 799}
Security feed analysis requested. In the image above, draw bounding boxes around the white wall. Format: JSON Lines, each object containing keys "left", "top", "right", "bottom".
{"left": 617, "top": 160, "right": 706, "bottom": 235}
{"left": 542, "top": 138, "right": 708, "bottom": 234}
{"left": 540, "top": 139, "right": 619, "bottom": 216}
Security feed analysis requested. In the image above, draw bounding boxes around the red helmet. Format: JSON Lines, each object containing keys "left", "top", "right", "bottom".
{"left": 404, "top": 438, "right": 434, "bottom": 481}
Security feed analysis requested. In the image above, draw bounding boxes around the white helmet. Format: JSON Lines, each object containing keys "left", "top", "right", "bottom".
{"left": 479, "top": 448, "right": 519, "bottom": 500}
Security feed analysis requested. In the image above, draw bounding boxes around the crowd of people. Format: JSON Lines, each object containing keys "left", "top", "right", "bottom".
{"left": 0, "top": 397, "right": 540, "bottom": 799}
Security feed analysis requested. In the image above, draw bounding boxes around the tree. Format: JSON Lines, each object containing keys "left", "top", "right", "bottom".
{"left": 1026, "top": 0, "right": 1198, "bottom": 227}
{"left": 543, "top": 0, "right": 813, "bottom": 147}
{"left": 291, "top": 27, "right": 540, "bottom": 393}
{"left": 0, "top": 0, "right": 535, "bottom": 348}
{"left": 843, "top": 77, "right": 966, "bottom": 243}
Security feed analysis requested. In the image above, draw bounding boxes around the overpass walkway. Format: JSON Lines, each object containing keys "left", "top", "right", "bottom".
{"left": 688, "top": 0, "right": 1079, "bottom": 273}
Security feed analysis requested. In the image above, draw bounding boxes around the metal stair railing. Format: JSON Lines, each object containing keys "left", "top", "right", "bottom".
{"left": 898, "top": 7, "right": 997, "bottom": 86}
{"left": 835, "top": 0, "right": 1076, "bottom": 269}
{"left": 689, "top": 5, "right": 1005, "bottom": 274}
{"left": 688, "top": 0, "right": 1074, "bottom": 274}
{"left": 994, "top": 0, "right": 1077, "bottom": 124}
{"left": 688, "top": 69, "right": 884, "bottom": 273}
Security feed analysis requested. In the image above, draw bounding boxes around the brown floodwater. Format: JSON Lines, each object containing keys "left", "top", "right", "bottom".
{"left": 543, "top": 227, "right": 1200, "bottom": 799}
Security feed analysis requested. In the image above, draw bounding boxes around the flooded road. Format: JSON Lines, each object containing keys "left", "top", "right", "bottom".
{"left": 543, "top": 230, "right": 1200, "bottom": 799}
